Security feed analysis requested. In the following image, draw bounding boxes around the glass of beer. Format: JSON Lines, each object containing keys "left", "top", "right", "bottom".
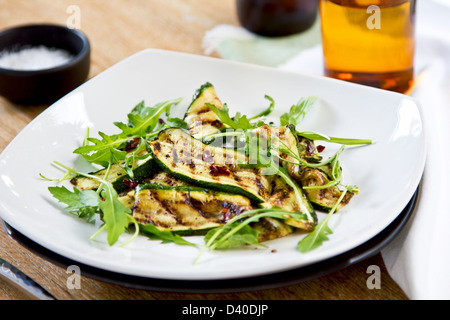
{"left": 319, "top": 0, "right": 416, "bottom": 93}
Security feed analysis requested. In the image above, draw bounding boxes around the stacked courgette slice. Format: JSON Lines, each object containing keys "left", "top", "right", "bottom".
{"left": 70, "top": 83, "right": 354, "bottom": 242}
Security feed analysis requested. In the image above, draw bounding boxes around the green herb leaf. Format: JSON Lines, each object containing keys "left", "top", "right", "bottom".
{"left": 165, "top": 117, "right": 188, "bottom": 130}
{"left": 123, "top": 98, "right": 183, "bottom": 135}
{"left": 119, "top": 138, "right": 149, "bottom": 178}
{"left": 195, "top": 208, "right": 311, "bottom": 263}
{"left": 239, "top": 132, "right": 317, "bottom": 224}
{"left": 97, "top": 180, "right": 131, "bottom": 246}
{"left": 48, "top": 186, "right": 100, "bottom": 222}
{"left": 297, "top": 188, "right": 348, "bottom": 253}
{"left": 45, "top": 162, "right": 132, "bottom": 246}
{"left": 206, "top": 103, "right": 262, "bottom": 131}
{"left": 74, "top": 133, "right": 128, "bottom": 167}
{"left": 74, "top": 98, "right": 182, "bottom": 166}
{"left": 204, "top": 223, "right": 260, "bottom": 250}
{"left": 249, "top": 95, "right": 275, "bottom": 120}
{"left": 297, "top": 131, "right": 373, "bottom": 145}
{"left": 280, "top": 96, "right": 318, "bottom": 126}
{"left": 139, "top": 224, "right": 196, "bottom": 246}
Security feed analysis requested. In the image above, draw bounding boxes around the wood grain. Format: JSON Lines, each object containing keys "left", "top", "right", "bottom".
{"left": 0, "top": 0, "right": 408, "bottom": 300}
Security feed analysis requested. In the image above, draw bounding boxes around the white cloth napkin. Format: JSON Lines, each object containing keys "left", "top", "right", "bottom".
{"left": 202, "top": 0, "right": 450, "bottom": 300}
{"left": 377, "top": 1, "right": 450, "bottom": 300}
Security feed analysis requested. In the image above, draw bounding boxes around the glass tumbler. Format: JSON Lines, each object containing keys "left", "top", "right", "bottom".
{"left": 237, "top": 0, "right": 319, "bottom": 37}
{"left": 319, "top": 0, "right": 416, "bottom": 93}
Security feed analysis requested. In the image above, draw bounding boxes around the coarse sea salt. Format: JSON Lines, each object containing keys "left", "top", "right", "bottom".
{"left": 0, "top": 45, "right": 74, "bottom": 71}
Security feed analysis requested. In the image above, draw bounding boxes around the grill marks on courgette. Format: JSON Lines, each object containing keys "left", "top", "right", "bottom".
{"left": 262, "top": 175, "right": 315, "bottom": 231}
{"left": 133, "top": 184, "right": 253, "bottom": 231}
{"left": 70, "top": 150, "right": 156, "bottom": 193}
{"left": 252, "top": 217, "right": 294, "bottom": 243}
{"left": 184, "top": 82, "right": 224, "bottom": 139}
{"left": 298, "top": 168, "right": 355, "bottom": 213}
{"left": 254, "top": 124, "right": 303, "bottom": 180}
{"left": 136, "top": 171, "right": 298, "bottom": 238}
{"left": 148, "top": 128, "right": 271, "bottom": 204}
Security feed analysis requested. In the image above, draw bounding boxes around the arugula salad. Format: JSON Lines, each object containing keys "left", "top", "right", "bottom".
{"left": 41, "top": 83, "right": 372, "bottom": 259}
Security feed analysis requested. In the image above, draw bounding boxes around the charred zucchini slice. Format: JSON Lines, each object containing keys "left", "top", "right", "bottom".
{"left": 184, "top": 83, "right": 224, "bottom": 139}
{"left": 299, "top": 168, "right": 355, "bottom": 212}
{"left": 132, "top": 184, "right": 253, "bottom": 231}
{"left": 135, "top": 172, "right": 294, "bottom": 242}
{"left": 297, "top": 135, "right": 323, "bottom": 163}
{"left": 251, "top": 217, "right": 294, "bottom": 242}
{"left": 261, "top": 175, "right": 316, "bottom": 231}
{"left": 71, "top": 151, "right": 156, "bottom": 193}
{"left": 254, "top": 124, "right": 303, "bottom": 180}
{"left": 118, "top": 190, "right": 136, "bottom": 210}
{"left": 148, "top": 128, "right": 271, "bottom": 204}
{"left": 143, "top": 171, "right": 191, "bottom": 187}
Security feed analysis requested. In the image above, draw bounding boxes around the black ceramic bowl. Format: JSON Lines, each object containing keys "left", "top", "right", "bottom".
{"left": 0, "top": 24, "right": 90, "bottom": 105}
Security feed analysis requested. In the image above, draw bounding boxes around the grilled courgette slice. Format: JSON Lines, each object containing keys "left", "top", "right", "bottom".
{"left": 251, "top": 217, "right": 294, "bottom": 242}
{"left": 71, "top": 151, "right": 156, "bottom": 193}
{"left": 254, "top": 124, "right": 304, "bottom": 180}
{"left": 184, "top": 82, "right": 224, "bottom": 139}
{"left": 143, "top": 171, "right": 190, "bottom": 187}
{"left": 132, "top": 183, "right": 253, "bottom": 231}
{"left": 297, "top": 135, "right": 323, "bottom": 163}
{"left": 148, "top": 128, "right": 272, "bottom": 204}
{"left": 261, "top": 175, "right": 316, "bottom": 231}
{"left": 299, "top": 168, "right": 355, "bottom": 212}
{"left": 136, "top": 171, "right": 296, "bottom": 239}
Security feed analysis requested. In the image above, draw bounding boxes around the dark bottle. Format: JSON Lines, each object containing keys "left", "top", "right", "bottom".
{"left": 236, "top": 0, "right": 319, "bottom": 37}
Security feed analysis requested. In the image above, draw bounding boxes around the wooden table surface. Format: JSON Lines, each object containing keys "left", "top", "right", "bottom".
{"left": 0, "top": 0, "right": 408, "bottom": 300}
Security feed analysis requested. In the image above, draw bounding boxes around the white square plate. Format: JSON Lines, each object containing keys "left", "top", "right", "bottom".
{"left": 0, "top": 49, "right": 426, "bottom": 280}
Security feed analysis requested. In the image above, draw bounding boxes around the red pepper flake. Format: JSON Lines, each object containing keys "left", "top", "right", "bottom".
{"left": 316, "top": 145, "right": 326, "bottom": 153}
{"left": 123, "top": 179, "right": 139, "bottom": 190}
{"left": 124, "top": 138, "right": 141, "bottom": 151}
{"left": 221, "top": 208, "right": 231, "bottom": 222}
{"left": 306, "top": 141, "right": 315, "bottom": 156}
{"left": 210, "top": 165, "right": 231, "bottom": 176}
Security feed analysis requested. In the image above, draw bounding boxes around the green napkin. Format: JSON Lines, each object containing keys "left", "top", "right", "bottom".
{"left": 202, "top": 16, "right": 322, "bottom": 67}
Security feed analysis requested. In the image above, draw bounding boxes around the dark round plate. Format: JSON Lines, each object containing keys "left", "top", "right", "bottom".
{"left": 3, "top": 188, "right": 418, "bottom": 293}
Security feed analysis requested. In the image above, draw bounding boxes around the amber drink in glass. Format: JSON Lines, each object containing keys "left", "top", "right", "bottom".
{"left": 320, "top": 0, "right": 416, "bottom": 93}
